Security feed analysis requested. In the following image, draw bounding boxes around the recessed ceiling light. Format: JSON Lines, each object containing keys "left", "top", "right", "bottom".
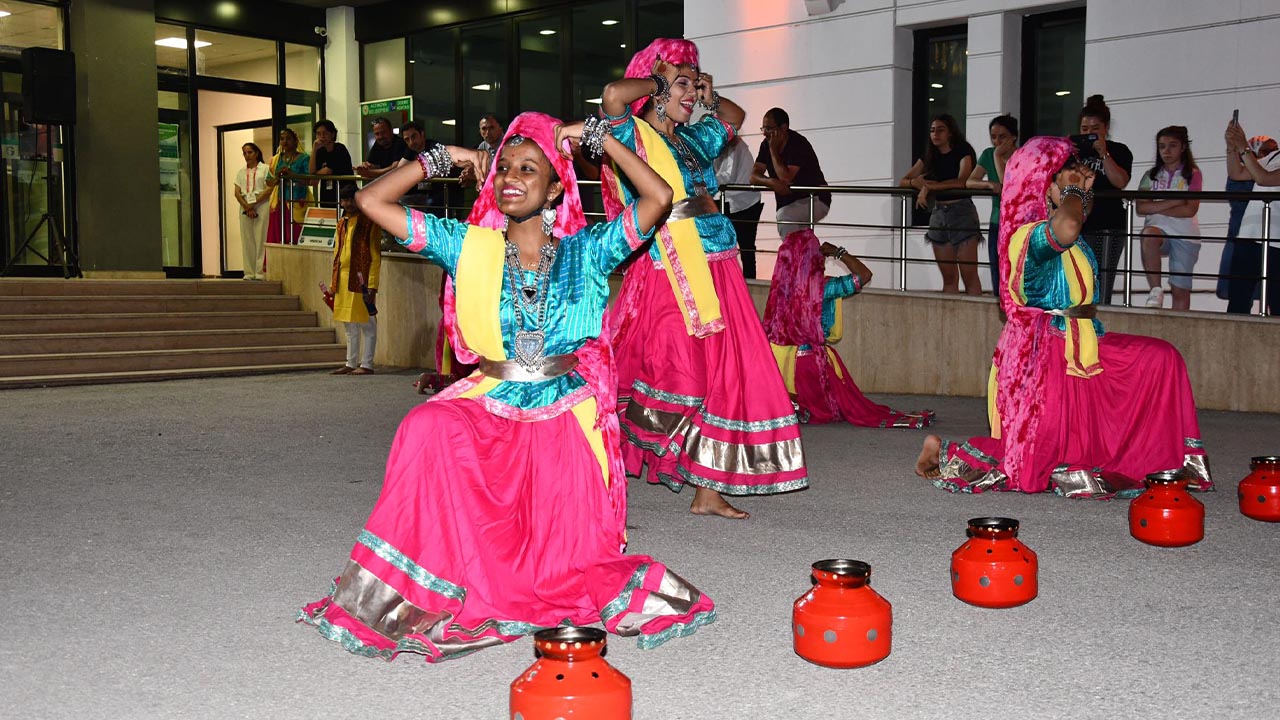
{"left": 587, "top": 97, "right": 603, "bottom": 104}
{"left": 928, "top": 97, "right": 935, "bottom": 102}
{"left": 0, "top": 11, "right": 12, "bottom": 18}
{"left": 601, "top": 19, "right": 619, "bottom": 26}
{"left": 471, "top": 83, "right": 492, "bottom": 91}
{"left": 1055, "top": 90, "right": 1071, "bottom": 96}
{"left": 620, "top": 44, "right": 626, "bottom": 48}
{"left": 931, "top": 83, "right": 943, "bottom": 89}
{"left": 155, "top": 38, "right": 212, "bottom": 49}
{"left": 539, "top": 29, "right": 556, "bottom": 36}
{"left": 441, "top": 119, "right": 456, "bottom": 126}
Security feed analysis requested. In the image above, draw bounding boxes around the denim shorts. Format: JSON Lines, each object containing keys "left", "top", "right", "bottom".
{"left": 1158, "top": 235, "right": 1202, "bottom": 290}
{"left": 926, "top": 199, "right": 983, "bottom": 246}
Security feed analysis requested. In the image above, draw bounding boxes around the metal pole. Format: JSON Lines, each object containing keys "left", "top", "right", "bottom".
{"left": 808, "top": 193, "right": 815, "bottom": 230}
{"left": 899, "top": 194, "right": 909, "bottom": 292}
{"left": 1123, "top": 199, "right": 1134, "bottom": 307}
{"left": 1262, "top": 201, "right": 1272, "bottom": 318}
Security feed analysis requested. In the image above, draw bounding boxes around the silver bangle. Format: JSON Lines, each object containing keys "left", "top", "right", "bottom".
{"left": 418, "top": 144, "right": 452, "bottom": 180}
{"left": 699, "top": 90, "right": 721, "bottom": 116}
{"left": 833, "top": 247, "right": 848, "bottom": 260}
{"left": 580, "top": 115, "right": 609, "bottom": 161}
{"left": 1060, "top": 184, "right": 1093, "bottom": 215}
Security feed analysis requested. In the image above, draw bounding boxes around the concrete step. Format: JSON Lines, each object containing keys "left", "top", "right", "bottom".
{"left": 0, "top": 278, "right": 284, "bottom": 296}
{"left": 0, "top": 327, "right": 338, "bottom": 355}
{"left": 0, "top": 294, "right": 299, "bottom": 315}
{"left": 0, "top": 311, "right": 320, "bottom": 334}
{"left": 0, "top": 363, "right": 347, "bottom": 390}
{"left": 0, "top": 344, "right": 346, "bottom": 377}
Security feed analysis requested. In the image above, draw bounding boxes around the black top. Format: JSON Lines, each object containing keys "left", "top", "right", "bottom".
{"left": 1079, "top": 140, "right": 1133, "bottom": 232}
{"left": 923, "top": 142, "right": 976, "bottom": 182}
{"left": 366, "top": 137, "right": 409, "bottom": 170}
{"left": 313, "top": 142, "right": 354, "bottom": 207}
{"left": 756, "top": 130, "right": 832, "bottom": 209}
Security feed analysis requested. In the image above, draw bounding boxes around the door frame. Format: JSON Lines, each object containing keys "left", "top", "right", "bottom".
{"left": 216, "top": 117, "right": 272, "bottom": 278}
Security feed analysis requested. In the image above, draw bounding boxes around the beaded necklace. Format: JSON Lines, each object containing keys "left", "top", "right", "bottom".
{"left": 504, "top": 237, "right": 557, "bottom": 372}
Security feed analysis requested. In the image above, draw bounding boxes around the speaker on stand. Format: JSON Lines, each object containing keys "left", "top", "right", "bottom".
{"left": 3, "top": 47, "right": 81, "bottom": 277}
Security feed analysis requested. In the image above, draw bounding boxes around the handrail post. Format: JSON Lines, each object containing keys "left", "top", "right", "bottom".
{"left": 808, "top": 194, "right": 815, "bottom": 230}
{"left": 899, "top": 193, "right": 909, "bottom": 292}
{"left": 1262, "top": 201, "right": 1272, "bottom": 317}
{"left": 1123, "top": 199, "right": 1134, "bottom": 307}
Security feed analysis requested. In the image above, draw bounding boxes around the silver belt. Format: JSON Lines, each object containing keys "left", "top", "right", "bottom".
{"left": 667, "top": 192, "right": 721, "bottom": 223}
{"left": 1047, "top": 305, "right": 1098, "bottom": 319}
{"left": 478, "top": 354, "right": 579, "bottom": 382}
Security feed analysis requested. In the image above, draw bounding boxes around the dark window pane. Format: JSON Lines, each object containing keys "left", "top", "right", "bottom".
{"left": 410, "top": 28, "right": 457, "bottom": 145}
{"left": 1024, "top": 11, "right": 1086, "bottom": 137}
{"left": 461, "top": 23, "right": 508, "bottom": 150}
{"left": 572, "top": 1, "right": 628, "bottom": 120}
{"left": 637, "top": 0, "right": 682, "bottom": 50}
{"left": 518, "top": 16, "right": 563, "bottom": 117}
{"left": 924, "top": 32, "right": 967, "bottom": 124}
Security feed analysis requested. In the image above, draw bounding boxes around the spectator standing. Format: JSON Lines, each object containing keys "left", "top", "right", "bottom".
{"left": 1137, "top": 126, "right": 1202, "bottom": 310}
{"left": 967, "top": 115, "right": 1018, "bottom": 293}
{"left": 1076, "top": 95, "right": 1133, "bottom": 304}
{"left": 477, "top": 113, "right": 504, "bottom": 153}
{"left": 751, "top": 108, "right": 832, "bottom": 240}
{"left": 264, "top": 128, "right": 310, "bottom": 245}
{"left": 900, "top": 113, "right": 983, "bottom": 295}
{"left": 1225, "top": 124, "right": 1280, "bottom": 315}
{"left": 715, "top": 136, "right": 764, "bottom": 278}
{"left": 361, "top": 117, "right": 408, "bottom": 172}
{"left": 357, "top": 120, "right": 456, "bottom": 215}
{"left": 234, "top": 142, "right": 269, "bottom": 280}
{"left": 310, "top": 119, "right": 354, "bottom": 208}
{"left": 328, "top": 185, "right": 381, "bottom": 376}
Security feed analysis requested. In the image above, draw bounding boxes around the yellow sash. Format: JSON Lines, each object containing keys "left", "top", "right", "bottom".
{"left": 450, "top": 225, "right": 611, "bottom": 483}
{"left": 1006, "top": 222, "right": 1102, "bottom": 379}
{"left": 618, "top": 120, "right": 722, "bottom": 336}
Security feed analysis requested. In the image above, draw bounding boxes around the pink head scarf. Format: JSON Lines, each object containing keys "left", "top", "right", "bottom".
{"left": 466, "top": 111, "right": 585, "bottom": 237}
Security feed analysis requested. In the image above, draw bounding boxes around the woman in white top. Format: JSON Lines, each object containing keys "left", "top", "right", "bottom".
{"left": 235, "top": 143, "right": 270, "bottom": 280}
{"left": 1225, "top": 124, "right": 1280, "bottom": 315}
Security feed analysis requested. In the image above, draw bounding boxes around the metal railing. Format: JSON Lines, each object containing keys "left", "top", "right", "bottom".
{"left": 278, "top": 173, "right": 1278, "bottom": 317}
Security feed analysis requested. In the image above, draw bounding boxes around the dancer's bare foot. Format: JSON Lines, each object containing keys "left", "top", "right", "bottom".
{"left": 916, "top": 435, "right": 943, "bottom": 479}
{"left": 690, "top": 487, "right": 750, "bottom": 520}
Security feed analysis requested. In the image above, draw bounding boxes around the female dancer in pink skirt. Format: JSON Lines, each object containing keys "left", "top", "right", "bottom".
{"left": 600, "top": 39, "right": 807, "bottom": 520}
{"left": 299, "top": 112, "right": 716, "bottom": 661}
{"left": 765, "top": 229, "right": 934, "bottom": 428}
{"left": 915, "top": 136, "right": 1212, "bottom": 498}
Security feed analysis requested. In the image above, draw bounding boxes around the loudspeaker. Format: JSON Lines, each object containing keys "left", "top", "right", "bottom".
{"left": 21, "top": 48, "right": 77, "bottom": 125}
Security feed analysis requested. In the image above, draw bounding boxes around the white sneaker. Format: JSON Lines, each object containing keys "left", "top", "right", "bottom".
{"left": 1145, "top": 287, "right": 1164, "bottom": 308}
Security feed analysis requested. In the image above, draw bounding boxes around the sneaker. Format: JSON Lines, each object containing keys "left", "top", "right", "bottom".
{"left": 1145, "top": 287, "right": 1164, "bottom": 308}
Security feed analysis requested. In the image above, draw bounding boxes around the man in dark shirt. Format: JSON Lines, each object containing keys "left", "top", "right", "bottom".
{"left": 309, "top": 119, "right": 354, "bottom": 208}
{"left": 751, "top": 107, "right": 832, "bottom": 239}
{"left": 362, "top": 117, "right": 408, "bottom": 172}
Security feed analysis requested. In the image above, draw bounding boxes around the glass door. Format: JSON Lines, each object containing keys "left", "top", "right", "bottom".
{"left": 1, "top": 70, "right": 69, "bottom": 276}
{"left": 159, "top": 95, "right": 197, "bottom": 276}
{"left": 218, "top": 121, "right": 273, "bottom": 277}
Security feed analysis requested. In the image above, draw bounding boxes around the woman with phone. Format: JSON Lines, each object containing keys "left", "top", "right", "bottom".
{"left": 1076, "top": 95, "right": 1133, "bottom": 304}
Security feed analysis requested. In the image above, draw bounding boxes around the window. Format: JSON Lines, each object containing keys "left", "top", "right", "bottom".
{"left": 409, "top": 28, "right": 457, "bottom": 145}
{"left": 284, "top": 43, "right": 321, "bottom": 92}
{"left": 911, "top": 25, "right": 968, "bottom": 224}
{"left": 194, "top": 30, "right": 278, "bottom": 85}
{"left": 154, "top": 23, "right": 189, "bottom": 75}
{"left": 363, "top": 37, "right": 406, "bottom": 101}
{"left": 461, "top": 23, "right": 508, "bottom": 149}
{"left": 0, "top": 0, "right": 64, "bottom": 57}
{"left": 572, "top": 1, "right": 629, "bottom": 119}
{"left": 637, "top": 0, "right": 682, "bottom": 49}
{"left": 518, "top": 15, "right": 564, "bottom": 118}
{"left": 1021, "top": 9, "right": 1086, "bottom": 138}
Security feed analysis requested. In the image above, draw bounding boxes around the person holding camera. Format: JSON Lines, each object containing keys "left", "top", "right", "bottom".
{"left": 1075, "top": 95, "right": 1133, "bottom": 304}
{"left": 1225, "top": 123, "right": 1280, "bottom": 315}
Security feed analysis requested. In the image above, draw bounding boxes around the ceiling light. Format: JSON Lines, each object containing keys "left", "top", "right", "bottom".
{"left": 539, "top": 29, "right": 556, "bottom": 36}
{"left": 931, "top": 83, "right": 943, "bottom": 89}
{"left": 620, "top": 44, "right": 626, "bottom": 48}
{"left": 408, "top": 59, "right": 415, "bottom": 64}
{"left": 441, "top": 119, "right": 456, "bottom": 126}
{"left": 928, "top": 97, "right": 935, "bottom": 102}
{"left": 1055, "top": 90, "right": 1071, "bottom": 96}
{"left": 471, "top": 83, "right": 492, "bottom": 91}
{"left": 0, "top": 11, "right": 12, "bottom": 18}
{"left": 587, "top": 97, "right": 603, "bottom": 104}
{"left": 155, "top": 38, "right": 212, "bottom": 49}
{"left": 601, "top": 19, "right": 619, "bottom": 26}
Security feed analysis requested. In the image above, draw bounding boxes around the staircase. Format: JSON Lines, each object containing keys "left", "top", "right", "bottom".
{"left": 0, "top": 278, "right": 346, "bottom": 389}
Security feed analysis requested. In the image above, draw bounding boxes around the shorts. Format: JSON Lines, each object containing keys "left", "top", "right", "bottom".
{"left": 926, "top": 199, "right": 982, "bottom": 247}
{"left": 1154, "top": 233, "right": 1201, "bottom": 290}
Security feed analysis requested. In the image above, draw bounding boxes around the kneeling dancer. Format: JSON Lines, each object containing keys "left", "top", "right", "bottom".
{"left": 299, "top": 112, "right": 715, "bottom": 661}
{"left": 916, "top": 137, "right": 1211, "bottom": 497}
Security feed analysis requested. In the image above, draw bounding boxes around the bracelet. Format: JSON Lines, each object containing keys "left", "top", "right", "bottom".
{"left": 417, "top": 145, "right": 452, "bottom": 180}
{"left": 648, "top": 72, "right": 670, "bottom": 100}
{"left": 1059, "top": 184, "right": 1094, "bottom": 217}
{"left": 580, "top": 115, "right": 609, "bottom": 161}
{"left": 699, "top": 90, "right": 721, "bottom": 116}
{"left": 833, "top": 246, "right": 848, "bottom": 260}
{"left": 1239, "top": 149, "right": 1251, "bottom": 159}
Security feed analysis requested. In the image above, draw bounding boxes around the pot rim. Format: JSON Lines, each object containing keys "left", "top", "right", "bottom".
{"left": 1251, "top": 456, "right": 1280, "bottom": 465}
{"left": 1145, "top": 470, "right": 1187, "bottom": 484}
{"left": 966, "top": 516, "right": 1019, "bottom": 533}
{"left": 533, "top": 626, "right": 607, "bottom": 645}
{"left": 811, "top": 559, "right": 871, "bottom": 577}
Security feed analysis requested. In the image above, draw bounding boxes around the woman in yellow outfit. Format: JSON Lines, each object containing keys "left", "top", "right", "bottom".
{"left": 329, "top": 184, "right": 382, "bottom": 375}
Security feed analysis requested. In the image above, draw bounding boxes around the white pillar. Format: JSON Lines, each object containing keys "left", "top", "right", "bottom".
{"left": 325, "top": 6, "right": 361, "bottom": 156}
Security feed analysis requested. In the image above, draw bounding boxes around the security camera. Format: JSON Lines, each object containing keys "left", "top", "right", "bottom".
{"left": 314, "top": 26, "right": 327, "bottom": 37}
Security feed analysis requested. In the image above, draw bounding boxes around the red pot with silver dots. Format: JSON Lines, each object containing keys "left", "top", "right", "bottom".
{"left": 950, "top": 517, "right": 1038, "bottom": 608}
{"left": 1239, "top": 456, "right": 1280, "bottom": 522}
{"left": 1129, "top": 470, "right": 1205, "bottom": 547}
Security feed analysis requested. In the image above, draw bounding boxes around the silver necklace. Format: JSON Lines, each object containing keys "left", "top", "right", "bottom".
{"left": 658, "top": 129, "right": 709, "bottom": 196}
{"left": 504, "top": 238, "right": 557, "bottom": 372}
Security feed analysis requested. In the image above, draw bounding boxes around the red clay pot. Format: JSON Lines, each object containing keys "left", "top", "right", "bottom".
{"left": 509, "top": 627, "right": 631, "bottom": 720}
{"left": 950, "top": 517, "right": 1038, "bottom": 608}
{"left": 792, "top": 559, "right": 892, "bottom": 668}
{"left": 1239, "top": 456, "right": 1280, "bottom": 522}
{"left": 1129, "top": 470, "right": 1204, "bottom": 547}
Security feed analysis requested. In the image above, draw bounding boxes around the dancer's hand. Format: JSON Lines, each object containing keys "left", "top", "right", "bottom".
{"left": 695, "top": 72, "right": 716, "bottom": 106}
{"left": 554, "top": 122, "right": 585, "bottom": 158}
{"left": 820, "top": 242, "right": 841, "bottom": 256}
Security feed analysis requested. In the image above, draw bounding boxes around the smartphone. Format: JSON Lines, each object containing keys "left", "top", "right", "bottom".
{"left": 1232, "top": 109, "right": 1239, "bottom": 126}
